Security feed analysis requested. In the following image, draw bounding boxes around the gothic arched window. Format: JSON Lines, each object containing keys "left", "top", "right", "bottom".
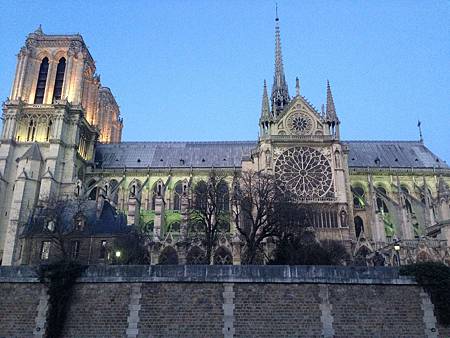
{"left": 352, "top": 186, "right": 365, "bottom": 209}
{"left": 45, "top": 120, "right": 52, "bottom": 141}
{"left": 27, "top": 119, "right": 37, "bottom": 142}
{"left": 194, "top": 181, "right": 208, "bottom": 210}
{"left": 213, "top": 247, "right": 232, "bottom": 265}
{"left": 217, "top": 181, "right": 229, "bottom": 213}
{"left": 376, "top": 186, "right": 389, "bottom": 213}
{"left": 173, "top": 182, "right": 183, "bottom": 211}
{"left": 34, "top": 57, "right": 49, "bottom": 104}
{"left": 151, "top": 184, "right": 158, "bottom": 210}
{"left": 52, "top": 57, "right": 66, "bottom": 102}
{"left": 186, "top": 246, "right": 207, "bottom": 264}
{"left": 354, "top": 216, "right": 364, "bottom": 238}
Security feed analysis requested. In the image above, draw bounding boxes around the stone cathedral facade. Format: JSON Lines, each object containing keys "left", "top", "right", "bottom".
{"left": 1, "top": 20, "right": 449, "bottom": 266}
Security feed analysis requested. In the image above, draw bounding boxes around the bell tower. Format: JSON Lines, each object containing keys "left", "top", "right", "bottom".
{"left": 0, "top": 27, "right": 100, "bottom": 265}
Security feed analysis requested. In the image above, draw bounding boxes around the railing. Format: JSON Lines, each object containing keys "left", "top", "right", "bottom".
{"left": 264, "top": 135, "right": 335, "bottom": 142}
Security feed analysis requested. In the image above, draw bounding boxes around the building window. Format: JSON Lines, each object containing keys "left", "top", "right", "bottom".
{"left": 99, "top": 240, "right": 107, "bottom": 259}
{"left": 45, "top": 120, "right": 52, "bottom": 141}
{"left": 34, "top": 57, "right": 49, "bottom": 104}
{"left": 52, "top": 57, "right": 66, "bottom": 102}
{"left": 217, "top": 181, "right": 229, "bottom": 212}
{"left": 40, "top": 241, "right": 51, "bottom": 260}
{"left": 71, "top": 240, "right": 80, "bottom": 259}
{"left": 27, "top": 119, "right": 37, "bottom": 142}
{"left": 352, "top": 186, "right": 365, "bottom": 209}
{"left": 173, "top": 182, "right": 183, "bottom": 211}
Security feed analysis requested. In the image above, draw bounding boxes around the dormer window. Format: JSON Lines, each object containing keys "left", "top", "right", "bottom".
{"left": 74, "top": 212, "right": 86, "bottom": 231}
{"left": 46, "top": 219, "right": 55, "bottom": 232}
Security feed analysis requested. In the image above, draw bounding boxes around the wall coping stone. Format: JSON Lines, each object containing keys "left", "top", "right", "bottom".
{"left": 0, "top": 265, "right": 416, "bottom": 285}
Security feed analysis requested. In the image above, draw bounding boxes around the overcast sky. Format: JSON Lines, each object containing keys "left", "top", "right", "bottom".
{"left": 1, "top": 0, "right": 449, "bottom": 162}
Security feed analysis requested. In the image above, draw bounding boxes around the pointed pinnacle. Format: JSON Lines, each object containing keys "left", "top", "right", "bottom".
{"left": 35, "top": 24, "right": 43, "bottom": 35}
{"left": 261, "top": 80, "right": 270, "bottom": 118}
{"left": 295, "top": 77, "right": 300, "bottom": 96}
{"left": 326, "top": 80, "right": 337, "bottom": 119}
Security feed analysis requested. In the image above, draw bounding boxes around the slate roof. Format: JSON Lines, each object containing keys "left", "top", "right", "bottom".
{"left": 94, "top": 140, "right": 448, "bottom": 170}
{"left": 95, "top": 141, "right": 256, "bottom": 169}
{"left": 344, "top": 141, "right": 448, "bottom": 169}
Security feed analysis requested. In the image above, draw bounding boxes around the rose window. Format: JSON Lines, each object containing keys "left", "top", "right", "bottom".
{"left": 275, "top": 146, "right": 334, "bottom": 199}
{"left": 287, "top": 112, "right": 313, "bottom": 135}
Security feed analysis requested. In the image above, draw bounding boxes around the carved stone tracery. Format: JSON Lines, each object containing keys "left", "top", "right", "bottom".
{"left": 275, "top": 146, "right": 334, "bottom": 199}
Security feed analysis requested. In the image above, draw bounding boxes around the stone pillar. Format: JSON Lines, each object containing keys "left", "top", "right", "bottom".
{"left": 319, "top": 285, "right": 335, "bottom": 338}
{"left": 177, "top": 242, "right": 187, "bottom": 265}
{"left": 127, "top": 195, "right": 140, "bottom": 226}
{"left": 222, "top": 283, "right": 235, "bottom": 338}
{"left": 125, "top": 283, "right": 142, "bottom": 338}
{"left": 180, "top": 194, "right": 189, "bottom": 240}
{"left": 154, "top": 196, "right": 165, "bottom": 238}
{"left": 15, "top": 48, "right": 29, "bottom": 100}
{"left": 10, "top": 48, "right": 25, "bottom": 99}
{"left": 150, "top": 240, "right": 161, "bottom": 265}
{"left": 368, "top": 174, "right": 386, "bottom": 243}
{"left": 33, "top": 286, "right": 49, "bottom": 337}
{"left": 422, "top": 177, "right": 434, "bottom": 227}
{"left": 44, "top": 60, "right": 57, "bottom": 104}
{"left": 2, "top": 171, "right": 30, "bottom": 265}
{"left": 61, "top": 52, "right": 74, "bottom": 100}
{"left": 231, "top": 234, "right": 241, "bottom": 265}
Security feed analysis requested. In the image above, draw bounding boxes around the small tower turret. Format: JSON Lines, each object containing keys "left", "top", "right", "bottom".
{"left": 259, "top": 80, "right": 272, "bottom": 137}
{"left": 325, "top": 80, "right": 340, "bottom": 138}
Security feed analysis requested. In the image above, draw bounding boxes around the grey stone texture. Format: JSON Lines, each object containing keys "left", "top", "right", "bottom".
{"left": 0, "top": 266, "right": 446, "bottom": 338}
{"left": 0, "top": 283, "right": 42, "bottom": 337}
{"left": 61, "top": 283, "right": 131, "bottom": 337}
{"left": 137, "top": 283, "right": 223, "bottom": 338}
{"left": 234, "top": 284, "right": 323, "bottom": 337}
{"left": 329, "top": 284, "right": 426, "bottom": 337}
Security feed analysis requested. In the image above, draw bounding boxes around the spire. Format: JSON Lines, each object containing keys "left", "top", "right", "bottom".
{"left": 261, "top": 80, "right": 270, "bottom": 118}
{"left": 417, "top": 120, "right": 423, "bottom": 143}
{"left": 35, "top": 24, "right": 43, "bottom": 35}
{"left": 271, "top": 7, "right": 290, "bottom": 116}
{"left": 326, "top": 80, "right": 338, "bottom": 121}
{"left": 295, "top": 77, "right": 300, "bottom": 96}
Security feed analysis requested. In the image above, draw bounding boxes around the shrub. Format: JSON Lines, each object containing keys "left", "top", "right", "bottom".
{"left": 400, "top": 262, "right": 450, "bottom": 326}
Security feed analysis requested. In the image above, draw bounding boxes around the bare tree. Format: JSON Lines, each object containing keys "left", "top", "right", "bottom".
{"left": 232, "top": 170, "right": 309, "bottom": 264}
{"left": 189, "top": 171, "right": 229, "bottom": 264}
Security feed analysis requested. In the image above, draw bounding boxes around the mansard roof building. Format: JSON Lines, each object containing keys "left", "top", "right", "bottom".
{"left": 1, "top": 21, "right": 449, "bottom": 266}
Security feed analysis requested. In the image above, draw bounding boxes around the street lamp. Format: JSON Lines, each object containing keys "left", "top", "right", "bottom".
{"left": 115, "top": 250, "right": 121, "bottom": 258}
{"left": 393, "top": 242, "right": 401, "bottom": 266}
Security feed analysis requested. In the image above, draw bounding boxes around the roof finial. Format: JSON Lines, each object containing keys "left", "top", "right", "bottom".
{"left": 35, "top": 24, "right": 43, "bottom": 35}
{"left": 276, "top": 3, "right": 279, "bottom": 22}
{"left": 295, "top": 77, "right": 300, "bottom": 96}
{"left": 417, "top": 120, "right": 423, "bottom": 143}
{"left": 261, "top": 80, "right": 270, "bottom": 118}
{"left": 326, "top": 80, "right": 338, "bottom": 121}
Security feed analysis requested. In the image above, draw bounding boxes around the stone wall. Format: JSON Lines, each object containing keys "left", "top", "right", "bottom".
{"left": 0, "top": 265, "right": 446, "bottom": 337}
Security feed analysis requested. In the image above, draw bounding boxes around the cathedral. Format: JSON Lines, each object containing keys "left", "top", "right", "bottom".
{"left": 0, "top": 17, "right": 449, "bottom": 267}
